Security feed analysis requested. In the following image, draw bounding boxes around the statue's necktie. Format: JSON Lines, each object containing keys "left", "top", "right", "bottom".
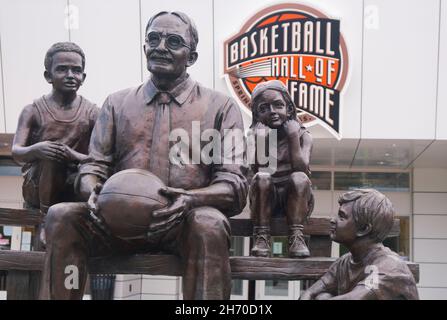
{"left": 149, "top": 92, "right": 172, "bottom": 185}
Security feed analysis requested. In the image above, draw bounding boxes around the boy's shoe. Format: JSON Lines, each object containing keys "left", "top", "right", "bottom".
{"left": 251, "top": 226, "right": 271, "bottom": 257}
{"left": 288, "top": 225, "right": 310, "bottom": 258}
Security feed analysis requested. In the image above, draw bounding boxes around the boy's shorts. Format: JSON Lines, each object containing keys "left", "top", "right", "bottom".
{"left": 22, "top": 161, "right": 78, "bottom": 209}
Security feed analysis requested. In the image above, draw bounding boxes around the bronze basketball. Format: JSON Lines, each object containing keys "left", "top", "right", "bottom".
{"left": 96, "top": 169, "right": 169, "bottom": 240}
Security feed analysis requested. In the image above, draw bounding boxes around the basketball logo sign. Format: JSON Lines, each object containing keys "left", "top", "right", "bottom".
{"left": 223, "top": 3, "right": 349, "bottom": 139}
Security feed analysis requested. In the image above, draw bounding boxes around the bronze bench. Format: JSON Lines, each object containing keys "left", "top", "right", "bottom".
{"left": 0, "top": 207, "right": 419, "bottom": 300}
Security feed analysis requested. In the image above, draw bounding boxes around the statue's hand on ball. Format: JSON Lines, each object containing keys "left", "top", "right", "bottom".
{"left": 87, "top": 183, "right": 103, "bottom": 214}
{"left": 92, "top": 169, "right": 192, "bottom": 241}
{"left": 149, "top": 186, "right": 194, "bottom": 235}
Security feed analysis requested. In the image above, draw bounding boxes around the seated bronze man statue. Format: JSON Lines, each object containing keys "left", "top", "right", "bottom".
{"left": 249, "top": 80, "right": 314, "bottom": 258}
{"left": 40, "top": 11, "right": 247, "bottom": 300}
{"left": 12, "top": 42, "right": 98, "bottom": 244}
{"left": 300, "top": 189, "right": 419, "bottom": 300}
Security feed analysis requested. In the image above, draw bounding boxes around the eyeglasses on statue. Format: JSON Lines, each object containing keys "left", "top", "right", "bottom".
{"left": 146, "top": 32, "right": 191, "bottom": 50}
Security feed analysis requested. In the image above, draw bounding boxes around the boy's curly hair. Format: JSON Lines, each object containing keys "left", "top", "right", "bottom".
{"left": 44, "top": 42, "right": 85, "bottom": 72}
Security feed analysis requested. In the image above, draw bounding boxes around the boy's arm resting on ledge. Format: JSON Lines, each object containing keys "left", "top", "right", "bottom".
{"left": 301, "top": 279, "right": 375, "bottom": 300}
{"left": 299, "top": 279, "right": 329, "bottom": 300}
{"left": 329, "top": 285, "right": 376, "bottom": 300}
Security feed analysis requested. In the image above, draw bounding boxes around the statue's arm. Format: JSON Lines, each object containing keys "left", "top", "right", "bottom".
{"left": 299, "top": 279, "right": 329, "bottom": 300}
{"left": 207, "top": 98, "right": 248, "bottom": 216}
{"left": 70, "top": 106, "right": 100, "bottom": 164}
{"left": 184, "top": 182, "right": 236, "bottom": 213}
{"left": 329, "top": 285, "right": 376, "bottom": 300}
{"left": 297, "top": 131, "right": 312, "bottom": 171}
{"left": 287, "top": 125, "right": 312, "bottom": 174}
{"left": 77, "top": 97, "right": 115, "bottom": 201}
{"left": 248, "top": 122, "right": 270, "bottom": 174}
{"left": 12, "top": 105, "right": 39, "bottom": 163}
{"left": 13, "top": 105, "right": 87, "bottom": 164}
{"left": 78, "top": 174, "right": 101, "bottom": 202}
{"left": 64, "top": 148, "right": 89, "bottom": 163}
{"left": 301, "top": 258, "right": 340, "bottom": 300}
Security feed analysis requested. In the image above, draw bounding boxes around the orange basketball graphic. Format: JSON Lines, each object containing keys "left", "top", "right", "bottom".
{"left": 224, "top": 3, "right": 349, "bottom": 139}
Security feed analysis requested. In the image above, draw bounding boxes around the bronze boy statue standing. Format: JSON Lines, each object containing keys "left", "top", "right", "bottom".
{"left": 249, "top": 80, "right": 314, "bottom": 258}
{"left": 12, "top": 42, "right": 98, "bottom": 242}
{"left": 300, "top": 189, "right": 419, "bottom": 300}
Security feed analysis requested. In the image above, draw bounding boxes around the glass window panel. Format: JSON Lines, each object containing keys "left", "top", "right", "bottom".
{"left": 0, "top": 166, "right": 21, "bottom": 176}
{"left": 383, "top": 216, "right": 410, "bottom": 259}
{"left": 265, "top": 280, "right": 289, "bottom": 296}
{"left": 263, "top": 236, "right": 289, "bottom": 296}
{"left": 230, "top": 237, "right": 244, "bottom": 296}
{"left": 334, "top": 172, "right": 409, "bottom": 192}
{"left": 310, "top": 171, "right": 331, "bottom": 190}
{"left": 339, "top": 216, "right": 410, "bottom": 260}
{"left": 0, "top": 160, "right": 21, "bottom": 176}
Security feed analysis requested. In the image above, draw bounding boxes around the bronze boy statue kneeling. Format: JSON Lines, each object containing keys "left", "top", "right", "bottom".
{"left": 249, "top": 80, "right": 314, "bottom": 258}
{"left": 300, "top": 189, "right": 419, "bottom": 300}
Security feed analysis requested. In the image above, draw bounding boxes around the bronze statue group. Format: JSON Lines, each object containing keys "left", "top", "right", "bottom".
{"left": 11, "top": 11, "right": 418, "bottom": 300}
